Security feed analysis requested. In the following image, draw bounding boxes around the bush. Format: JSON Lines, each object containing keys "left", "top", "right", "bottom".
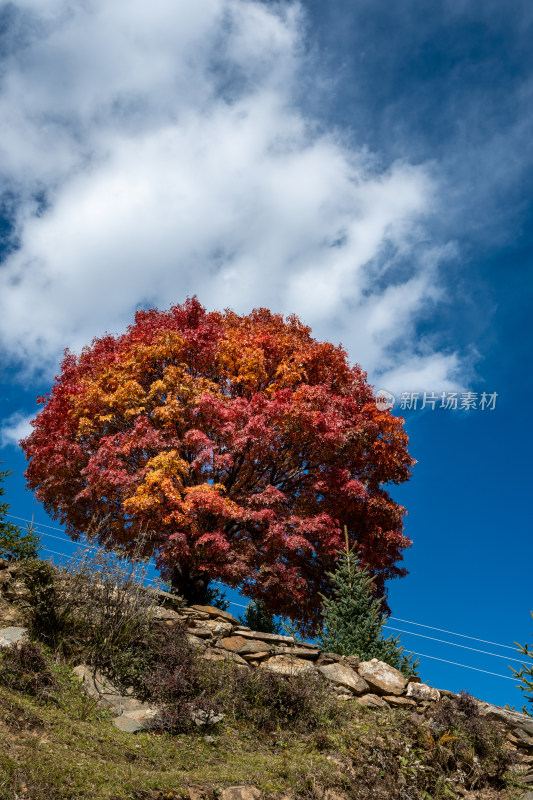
{"left": 225, "top": 666, "right": 333, "bottom": 732}
{"left": 21, "top": 519, "right": 161, "bottom": 671}
{"left": 0, "top": 640, "right": 57, "bottom": 700}
{"left": 427, "top": 690, "right": 512, "bottom": 785}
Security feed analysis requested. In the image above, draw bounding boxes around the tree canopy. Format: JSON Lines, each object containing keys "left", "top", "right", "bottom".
{"left": 21, "top": 298, "right": 414, "bottom": 630}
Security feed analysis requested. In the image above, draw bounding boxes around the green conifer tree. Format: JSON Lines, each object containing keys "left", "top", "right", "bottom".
{"left": 318, "top": 527, "right": 418, "bottom": 678}
{"left": 0, "top": 463, "right": 42, "bottom": 561}
{"left": 240, "top": 599, "right": 281, "bottom": 634}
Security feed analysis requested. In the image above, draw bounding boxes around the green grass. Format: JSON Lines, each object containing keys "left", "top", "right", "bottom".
{"left": 0, "top": 660, "right": 528, "bottom": 800}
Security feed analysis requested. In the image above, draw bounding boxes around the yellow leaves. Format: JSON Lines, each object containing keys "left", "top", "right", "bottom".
{"left": 124, "top": 450, "right": 189, "bottom": 516}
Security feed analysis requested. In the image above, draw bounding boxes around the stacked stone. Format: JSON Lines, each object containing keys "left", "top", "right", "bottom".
{"left": 1, "top": 562, "right": 533, "bottom": 761}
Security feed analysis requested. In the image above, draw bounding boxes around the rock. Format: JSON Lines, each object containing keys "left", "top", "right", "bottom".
{"left": 192, "top": 619, "right": 234, "bottom": 638}
{"left": 355, "top": 693, "right": 389, "bottom": 709}
{"left": 3, "top": 580, "right": 31, "bottom": 603}
{"left": 383, "top": 695, "right": 417, "bottom": 708}
{"left": 316, "top": 652, "right": 346, "bottom": 665}
{"left": 0, "top": 601, "right": 24, "bottom": 626}
{"left": 357, "top": 659, "right": 408, "bottom": 696}
{"left": 507, "top": 729, "right": 533, "bottom": 750}
{"left": 241, "top": 651, "right": 271, "bottom": 661}
{"left": 153, "top": 606, "right": 186, "bottom": 622}
{"left": 187, "top": 634, "right": 207, "bottom": 648}
{"left": 476, "top": 700, "right": 533, "bottom": 738}
{"left": 236, "top": 630, "right": 295, "bottom": 646}
{"left": 219, "top": 636, "right": 273, "bottom": 656}
{"left": 112, "top": 716, "right": 145, "bottom": 733}
{"left": 218, "top": 787, "right": 262, "bottom": 800}
{"left": 0, "top": 558, "right": 9, "bottom": 569}
{"left": 521, "top": 792, "right": 533, "bottom": 799}
{"left": 406, "top": 683, "right": 440, "bottom": 703}
{"left": 345, "top": 655, "right": 361, "bottom": 668}
{"left": 190, "top": 605, "right": 240, "bottom": 625}
{"left": 72, "top": 664, "right": 158, "bottom": 721}
{"left": 187, "top": 627, "right": 214, "bottom": 639}
{"left": 144, "top": 586, "right": 185, "bottom": 610}
{"left": 204, "top": 735, "right": 216, "bottom": 745}
{"left": 273, "top": 646, "right": 320, "bottom": 660}
{"left": 259, "top": 655, "right": 317, "bottom": 676}
{"left": 202, "top": 648, "right": 249, "bottom": 666}
{"left": 191, "top": 708, "right": 224, "bottom": 727}
{"left": 0, "top": 626, "right": 28, "bottom": 648}
{"left": 317, "top": 662, "right": 369, "bottom": 695}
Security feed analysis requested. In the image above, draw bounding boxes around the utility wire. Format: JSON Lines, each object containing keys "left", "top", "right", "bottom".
{"left": 389, "top": 616, "right": 518, "bottom": 651}
{"left": 409, "top": 651, "right": 518, "bottom": 681}
{"left": 31, "top": 545, "right": 525, "bottom": 682}
{"left": 384, "top": 625, "right": 525, "bottom": 663}
{"left": 9, "top": 512, "right": 524, "bottom": 656}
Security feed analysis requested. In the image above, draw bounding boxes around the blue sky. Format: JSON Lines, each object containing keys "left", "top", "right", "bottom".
{"left": 0, "top": 0, "right": 532, "bottom": 709}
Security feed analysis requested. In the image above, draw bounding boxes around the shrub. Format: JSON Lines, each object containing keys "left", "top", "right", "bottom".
{"left": 428, "top": 690, "right": 512, "bottom": 785}
{"left": 0, "top": 640, "right": 57, "bottom": 700}
{"left": 21, "top": 518, "right": 161, "bottom": 671}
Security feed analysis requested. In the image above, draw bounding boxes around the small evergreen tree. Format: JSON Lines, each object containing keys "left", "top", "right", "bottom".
{"left": 318, "top": 528, "right": 418, "bottom": 678}
{"left": 0, "top": 463, "right": 42, "bottom": 561}
{"left": 240, "top": 599, "right": 281, "bottom": 634}
{"left": 509, "top": 611, "right": 533, "bottom": 716}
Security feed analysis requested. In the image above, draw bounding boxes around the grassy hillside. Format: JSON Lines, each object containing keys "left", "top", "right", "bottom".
{"left": 0, "top": 556, "right": 530, "bottom": 800}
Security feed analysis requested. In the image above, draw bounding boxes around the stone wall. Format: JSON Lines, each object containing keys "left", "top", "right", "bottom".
{"left": 1, "top": 557, "right": 533, "bottom": 760}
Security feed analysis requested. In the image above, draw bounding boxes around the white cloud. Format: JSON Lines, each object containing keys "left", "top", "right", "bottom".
{"left": 0, "top": 411, "right": 34, "bottom": 448}
{"left": 0, "top": 0, "right": 465, "bottom": 391}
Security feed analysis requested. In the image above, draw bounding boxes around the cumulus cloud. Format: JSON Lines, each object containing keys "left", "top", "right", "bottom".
{"left": 0, "top": 0, "right": 465, "bottom": 392}
{"left": 0, "top": 410, "right": 34, "bottom": 448}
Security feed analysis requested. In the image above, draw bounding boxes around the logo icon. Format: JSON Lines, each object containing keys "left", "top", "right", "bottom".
{"left": 375, "top": 389, "right": 395, "bottom": 411}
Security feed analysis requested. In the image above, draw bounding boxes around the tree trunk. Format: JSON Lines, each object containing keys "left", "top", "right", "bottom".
{"left": 170, "top": 562, "right": 211, "bottom": 606}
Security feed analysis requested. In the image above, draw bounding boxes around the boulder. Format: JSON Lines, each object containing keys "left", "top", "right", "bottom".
{"left": 383, "top": 695, "right": 417, "bottom": 708}
{"left": 273, "top": 646, "right": 320, "bottom": 660}
{"left": 220, "top": 636, "right": 273, "bottom": 656}
{"left": 187, "top": 627, "right": 213, "bottom": 639}
{"left": 236, "top": 629, "right": 295, "bottom": 646}
{"left": 475, "top": 700, "right": 533, "bottom": 738}
{"left": 406, "top": 682, "right": 440, "bottom": 703}
{"left": 355, "top": 693, "right": 389, "bottom": 709}
{"left": 317, "top": 662, "right": 369, "bottom": 695}
{"left": 72, "top": 664, "right": 159, "bottom": 730}
{"left": 191, "top": 708, "right": 225, "bottom": 727}
{"left": 190, "top": 605, "right": 240, "bottom": 625}
{"left": 0, "top": 626, "right": 28, "bottom": 648}
{"left": 259, "top": 655, "right": 317, "bottom": 676}
{"left": 357, "top": 659, "right": 408, "bottom": 696}
{"left": 191, "top": 619, "right": 234, "bottom": 638}
{"left": 203, "top": 648, "right": 249, "bottom": 666}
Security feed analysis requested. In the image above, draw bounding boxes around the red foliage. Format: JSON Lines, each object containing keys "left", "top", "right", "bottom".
{"left": 21, "top": 298, "right": 415, "bottom": 629}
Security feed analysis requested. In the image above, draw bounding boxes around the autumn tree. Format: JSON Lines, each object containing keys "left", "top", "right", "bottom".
{"left": 21, "top": 298, "right": 414, "bottom": 632}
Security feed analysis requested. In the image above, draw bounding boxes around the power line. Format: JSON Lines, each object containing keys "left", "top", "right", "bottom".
{"left": 389, "top": 615, "right": 518, "bottom": 651}
{"left": 23, "top": 544, "right": 526, "bottom": 683}
{"left": 409, "top": 651, "right": 517, "bottom": 681}
{"left": 7, "top": 512, "right": 525, "bottom": 659}
{"left": 384, "top": 625, "right": 525, "bottom": 664}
